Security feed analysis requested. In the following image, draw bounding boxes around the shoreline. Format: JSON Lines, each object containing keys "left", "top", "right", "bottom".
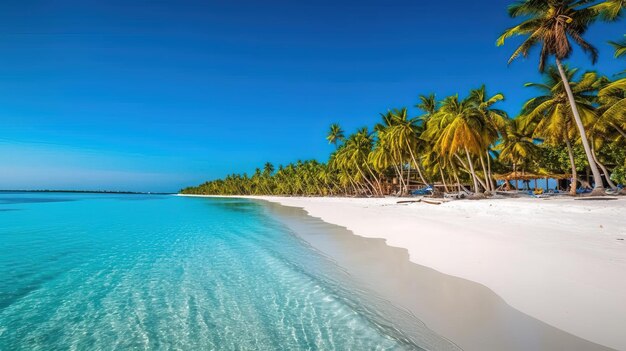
{"left": 179, "top": 194, "right": 626, "bottom": 350}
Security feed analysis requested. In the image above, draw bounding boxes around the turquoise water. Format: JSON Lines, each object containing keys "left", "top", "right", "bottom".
{"left": 0, "top": 193, "right": 453, "bottom": 350}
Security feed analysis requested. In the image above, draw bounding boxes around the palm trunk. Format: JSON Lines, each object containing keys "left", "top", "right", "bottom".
{"left": 439, "top": 167, "right": 450, "bottom": 193}
{"left": 610, "top": 123, "right": 626, "bottom": 139}
{"left": 388, "top": 151, "right": 405, "bottom": 195}
{"left": 565, "top": 136, "right": 578, "bottom": 196}
{"left": 591, "top": 143, "right": 617, "bottom": 190}
{"left": 364, "top": 162, "right": 384, "bottom": 196}
{"left": 452, "top": 164, "right": 471, "bottom": 193}
{"left": 393, "top": 163, "right": 406, "bottom": 195}
{"left": 486, "top": 149, "right": 495, "bottom": 190}
{"left": 453, "top": 152, "right": 486, "bottom": 190}
{"left": 479, "top": 154, "right": 491, "bottom": 192}
{"left": 356, "top": 165, "right": 378, "bottom": 196}
{"left": 406, "top": 161, "right": 411, "bottom": 194}
{"left": 464, "top": 147, "right": 480, "bottom": 192}
{"left": 556, "top": 58, "right": 604, "bottom": 194}
{"left": 345, "top": 171, "right": 360, "bottom": 196}
{"left": 393, "top": 164, "right": 406, "bottom": 195}
{"left": 454, "top": 153, "right": 469, "bottom": 173}
{"left": 405, "top": 139, "right": 428, "bottom": 185}
{"left": 453, "top": 167, "right": 461, "bottom": 192}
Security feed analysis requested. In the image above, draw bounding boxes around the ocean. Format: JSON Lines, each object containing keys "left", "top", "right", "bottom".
{"left": 0, "top": 192, "right": 456, "bottom": 350}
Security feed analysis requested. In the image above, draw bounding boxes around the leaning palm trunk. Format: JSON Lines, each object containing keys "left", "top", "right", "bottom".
{"left": 464, "top": 147, "right": 480, "bottom": 192}
{"left": 479, "top": 154, "right": 491, "bottom": 192}
{"left": 355, "top": 165, "right": 378, "bottom": 196}
{"left": 486, "top": 150, "right": 495, "bottom": 190}
{"left": 591, "top": 143, "right": 617, "bottom": 190}
{"left": 392, "top": 162, "right": 406, "bottom": 195}
{"left": 391, "top": 152, "right": 407, "bottom": 194}
{"left": 453, "top": 168, "right": 461, "bottom": 192}
{"left": 406, "top": 162, "right": 411, "bottom": 195}
{"left": 452, "top": 164, "right": 472, "bottom": 193}
{"left": 364, "top": 162, "right": 384, "bottom": 196}
{"left": 394, "top": 164, "right": 406, "bottom": 194}
{"left": 556, "top": 59, "right": 604, "bottom": 194}
{"left": 456, "top": 152, "right": 487, "bottom": 191}
{"left": 565, "top": 137, "right": 578, "bottom": 196}
{"left": 404, "top": 139, "right": 428, "bottom": 185}
{"left": 344, "top": 170, "right": 361, "bottom": 196}
{"left": 439, "top": 167, "right": 450, "bottom": 193}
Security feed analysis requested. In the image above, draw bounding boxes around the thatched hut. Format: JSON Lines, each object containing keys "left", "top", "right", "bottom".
{"left": 494, "top": 171, "right": 571, "bottom": 190}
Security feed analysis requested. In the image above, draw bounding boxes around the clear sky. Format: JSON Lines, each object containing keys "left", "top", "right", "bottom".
{"left": 1, "top": 0, "right": 623, "bottom": 192}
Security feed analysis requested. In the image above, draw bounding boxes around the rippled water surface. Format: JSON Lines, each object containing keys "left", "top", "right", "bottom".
{"left": 0, "top": 193, "right": 458, "bottom": 350}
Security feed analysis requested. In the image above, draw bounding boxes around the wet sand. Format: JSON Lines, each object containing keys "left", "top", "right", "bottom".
{"left": 259, "top": 200, "right": 613, "bottom": 351}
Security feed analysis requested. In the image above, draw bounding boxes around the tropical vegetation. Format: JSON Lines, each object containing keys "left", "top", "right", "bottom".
{"left": 181, "top": 0, "right": 625, "bottom": 197}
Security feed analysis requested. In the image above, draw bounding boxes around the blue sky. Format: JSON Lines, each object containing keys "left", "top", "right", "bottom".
{"left": 0, "top": 0, "right": 623, "bottom": 192}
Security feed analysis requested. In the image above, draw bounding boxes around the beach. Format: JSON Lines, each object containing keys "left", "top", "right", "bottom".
{"left": 182, "top": 194, "right": 626, "bottom": 350}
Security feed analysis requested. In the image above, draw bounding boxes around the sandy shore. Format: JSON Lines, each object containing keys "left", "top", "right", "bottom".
{"left": 180, "top": 194, "right": 626, "bottom": 350}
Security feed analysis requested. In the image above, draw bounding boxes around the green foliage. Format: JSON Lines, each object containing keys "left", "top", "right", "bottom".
{"left": 181, "top": 1, "right": 625, "bottom": 196}
{"left": 181, "top": 72, "right": 625, "bottom": 196}
{"left": 539, "top": 144, "right": 589, "bottom": 173}
{"left": 181, "top": 160, "right": 338, "bottom": 196}
{"left": 599, "top": 143, "right": 626, "bottom": 184}
{"left": 611, "top": 166, "right": 626, "bottom": 184}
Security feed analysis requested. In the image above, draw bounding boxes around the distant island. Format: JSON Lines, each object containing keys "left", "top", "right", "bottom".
{"left": 0, "top": 190, "right": 173, "bottom": 195}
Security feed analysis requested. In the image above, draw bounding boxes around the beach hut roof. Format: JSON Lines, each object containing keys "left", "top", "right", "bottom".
{"left": 493, "top": 171, "right": 570, "bottom": 181}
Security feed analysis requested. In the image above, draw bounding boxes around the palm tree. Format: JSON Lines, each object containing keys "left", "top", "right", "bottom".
{"left": 423, "top": 94, "right": 493, "bottom": 192}
{"left": 497, "top": 0, "right": 611, "bottom": 194}
{"left": 345, "top": 128, "right": 382, "bottom": 196}
{"left": 263, "top": 162, "right": 274, "bottom": 176}
{"left": 387, "top": 108, "right": 429, "bottom": 185}
{"left": 373, "top": 112, "right": 404, "bottom": 192}
{"left": 326, "top": 123, "right": 345, "bottom": 149}
{"left": 370, "top": 127, "right": 406, "bottom": 194}
{"left": 497, "top": 119, "right": 541, "bottom": 190}
{"left": 519, "top": 65, "right": 599, "bottom": 194}
{"left": 468, "top": 85, "right": 509, "bottom": 190}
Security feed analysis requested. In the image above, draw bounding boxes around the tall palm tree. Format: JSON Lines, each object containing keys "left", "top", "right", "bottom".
{"left": 326, "top": 123, "right": 345, "bottom": 149}
{"left": 468, "top": 86, "right": 509, "bottom": 190}
{"left": 519, "top": 65, "right": 599, "bottom": 194}
{"left": 497, "top": 0, "right": 610, "bottom": 194}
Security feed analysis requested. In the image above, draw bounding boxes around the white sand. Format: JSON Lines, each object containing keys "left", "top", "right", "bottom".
{"left": 180, "top": 194, "right": 626, "bottom": 350}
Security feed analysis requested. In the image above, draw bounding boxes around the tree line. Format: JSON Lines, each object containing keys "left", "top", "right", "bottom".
{"left": 181, "top": 0, "right": 625, "bottom": 197}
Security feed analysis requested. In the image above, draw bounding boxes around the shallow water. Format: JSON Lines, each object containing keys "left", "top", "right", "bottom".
{"left": 0, "top": 193, "right": 457, "bottom": 350}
